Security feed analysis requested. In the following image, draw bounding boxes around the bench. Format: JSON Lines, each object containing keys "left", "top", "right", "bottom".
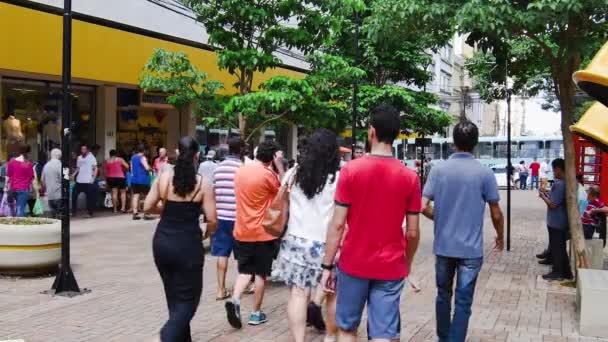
{"left": 577, "top": 269, "right": 608, "bottom": 338}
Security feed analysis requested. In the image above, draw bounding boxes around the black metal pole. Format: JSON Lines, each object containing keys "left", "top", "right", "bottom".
{"left": 506, "top": 58, "right": 512, "bottom": 252}
{"left": 51, "top": 0, "right": 81, "bottom": 295}
{"left": 351, "top": 11, "right": 359, "bottom": 158}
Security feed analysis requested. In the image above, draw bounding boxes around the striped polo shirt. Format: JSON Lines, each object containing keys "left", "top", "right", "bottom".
{"left": 213, "top": 155, "right": 243, "bottom": 221}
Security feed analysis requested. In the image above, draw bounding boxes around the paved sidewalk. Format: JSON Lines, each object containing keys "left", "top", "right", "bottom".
{"left": 0, "top": 191, "right": 606, "bottom": 341}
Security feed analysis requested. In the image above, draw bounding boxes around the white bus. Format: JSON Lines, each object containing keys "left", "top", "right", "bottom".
{"left": 396, "top": 135, "right": 564, "bottom": 169}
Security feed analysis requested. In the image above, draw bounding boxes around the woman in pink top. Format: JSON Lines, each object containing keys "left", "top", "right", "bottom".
{"left": 104, "top": 149, "right": 129, "bottom": 213}
{"left": 153, "top": 147, "right": 168, "bottom": 175}
{"left": 5, "top": 145, "right": 34, "bottom": 217}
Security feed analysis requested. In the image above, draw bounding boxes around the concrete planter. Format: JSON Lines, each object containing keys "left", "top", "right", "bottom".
{"left": 0, "top": 218, "right": 61, "bottom": 275}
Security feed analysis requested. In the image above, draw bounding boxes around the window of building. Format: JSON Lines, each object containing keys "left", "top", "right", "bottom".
{"left": 0, "top": 77, "right": 95, "bottom": 165}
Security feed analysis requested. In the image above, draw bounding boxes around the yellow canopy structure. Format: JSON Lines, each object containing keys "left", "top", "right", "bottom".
{"left": 573, "top": 41, "right": 608, "bottom": 107}
{"left": 570, "top": 102, "right": 608, "bottom": 150}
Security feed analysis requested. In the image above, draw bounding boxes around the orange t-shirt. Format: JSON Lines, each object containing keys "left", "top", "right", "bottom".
{"left": 233, "top": 163, "right": 280, "bottom": 242}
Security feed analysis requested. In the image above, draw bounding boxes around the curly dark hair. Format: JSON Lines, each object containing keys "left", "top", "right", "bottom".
{"left": 295, "top": 129, "right": 340, "bottom": 199}
{"left": 173, "top": 136, "right": 199, "bottom": 197}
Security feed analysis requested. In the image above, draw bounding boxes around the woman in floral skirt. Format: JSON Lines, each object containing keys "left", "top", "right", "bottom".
{"left": 272, "top": 128, "right": 340, "bottom": 342}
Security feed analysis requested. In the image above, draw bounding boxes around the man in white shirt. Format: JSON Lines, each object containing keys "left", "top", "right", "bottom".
{"left": 540, "top": 159, "right": 549, "bottom": 189}
{"left": 72, "top": 144, "right": 98, "bottom": 217}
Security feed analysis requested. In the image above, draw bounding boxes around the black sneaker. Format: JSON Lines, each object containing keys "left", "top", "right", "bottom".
{"left": 538, "top": 259, "right": 552, "bottom": 265}
{"left": 542, "top": 272, "right": 564, "bottom": 281}
{"left": 225, "top": 300, "right": 242, "bottom": 329}
{"left": 536, "top": 250, "right": 549, "bottom": 259}
{"left": 307, "top": 302, "right": 326, "bottom": 332}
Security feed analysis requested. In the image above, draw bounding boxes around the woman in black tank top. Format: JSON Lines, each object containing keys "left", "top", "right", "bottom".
{"left": 144, "top": 136, "right": 217, "bottom": 342}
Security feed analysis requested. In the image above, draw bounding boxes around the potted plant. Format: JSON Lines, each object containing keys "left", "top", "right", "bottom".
{"left": 0, "top": 217, "right": 61, "bottom": 275}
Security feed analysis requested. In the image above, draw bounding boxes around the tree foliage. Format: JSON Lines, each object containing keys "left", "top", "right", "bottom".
{"left": 139, "top": 48, "right": 224, "bottom": 117}
{"left": 398, "top": 0, "right": 608, "bottom": 268}
{"left": 181, "top": 0, "right": 331, "bottom": 134}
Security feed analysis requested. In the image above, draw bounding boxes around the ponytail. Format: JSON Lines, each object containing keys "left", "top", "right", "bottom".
{"left": 173, "top": 136, "right": 199, "bottom": 197}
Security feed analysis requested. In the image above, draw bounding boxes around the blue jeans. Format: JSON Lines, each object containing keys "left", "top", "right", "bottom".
{"left": 436, "top": 256, "right": 483, "bottom": 342}
{"left": 336, "top": 269, "right": 405, "bottom": 340}
{"left": 12, "top": 190, "right": 29, "bottom": 217}
{"left": 519, "top": 174, "right": 528, "bottom": 189}
{"left": 531, "top": 175, "right": 539, "bottom": 189}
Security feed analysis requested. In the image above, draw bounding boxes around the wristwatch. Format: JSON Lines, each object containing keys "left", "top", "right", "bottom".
{"left": 321, "top": 263, "right": 334, "bottom": 271}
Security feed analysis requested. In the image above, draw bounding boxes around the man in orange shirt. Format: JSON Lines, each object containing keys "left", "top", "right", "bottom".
{"left": 225, "top": 140, "right": 284, "bottom": 328}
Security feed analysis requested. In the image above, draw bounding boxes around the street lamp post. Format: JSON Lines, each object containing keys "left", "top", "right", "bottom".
{"left": 351, "top": 10, "right": 360, "bottom": 158}
{"left": 50, "top": 0, "right": 83, "bottom": 296}
{"left": 506, "top": 57, "right": 512, "bottom": 252}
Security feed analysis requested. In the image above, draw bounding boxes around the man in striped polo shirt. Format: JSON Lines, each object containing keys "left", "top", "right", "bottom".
{"left": 212, "top": 136, "right": 245, "bottom": 300}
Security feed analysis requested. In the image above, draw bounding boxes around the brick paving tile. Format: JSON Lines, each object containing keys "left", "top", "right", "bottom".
{"left": 1, "top": 191, "right": 607, "bottom": 341}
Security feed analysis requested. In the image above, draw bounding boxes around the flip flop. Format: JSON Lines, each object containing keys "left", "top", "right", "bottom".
{"left": 215, "top": 290, "right": 231, "bottom": 301}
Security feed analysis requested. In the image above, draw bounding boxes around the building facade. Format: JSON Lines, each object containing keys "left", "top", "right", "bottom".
{"left": 0, "top": 0, "right": 306, "bottom": 164}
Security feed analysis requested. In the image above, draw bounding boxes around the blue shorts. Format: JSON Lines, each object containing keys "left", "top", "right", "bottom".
{"left": 336, "top": 269, "right": 405, "bottom": 340}
{"left": 211, "top": 219, "right": 235, "bottom": 257}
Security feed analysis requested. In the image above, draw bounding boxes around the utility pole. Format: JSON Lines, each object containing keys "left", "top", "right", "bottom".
{"left": 50, "top": 0, "right": 85, "bottom": 296}
{"left": 506, "top": 55, "right": 512, "bottom": 252}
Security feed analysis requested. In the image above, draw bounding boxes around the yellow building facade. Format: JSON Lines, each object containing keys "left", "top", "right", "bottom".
{"left": 0, "top": 1, "right": 305, "bottom": 162}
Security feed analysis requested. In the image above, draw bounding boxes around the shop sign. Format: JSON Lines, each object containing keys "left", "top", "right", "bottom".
{"left": 139, "top": 91, "right": 173, "bottom": 109}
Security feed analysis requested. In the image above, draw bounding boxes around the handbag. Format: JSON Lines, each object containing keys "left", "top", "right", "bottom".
{"left": 0, "top": 193, "right": 12, "bottom": 217}
{"left": 104, "top": 192, "right": 114, "bottom": 208}
{"left": 262, "top": 174, "right": 295, "bottom": 238}
{"left": 32, "top": 197, "right": 44, "bottom": 216}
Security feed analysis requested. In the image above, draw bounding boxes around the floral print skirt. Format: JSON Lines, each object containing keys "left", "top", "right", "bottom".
{"left": 271, "top": 234, "right": 325, "bottom": 289}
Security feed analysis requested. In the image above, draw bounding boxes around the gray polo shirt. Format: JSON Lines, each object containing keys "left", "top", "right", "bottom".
{"left": 547, "top": 179, "right": 568, "bottom": 230}
{"left": 423, "top": 153, "right": 500, "bottom": 259}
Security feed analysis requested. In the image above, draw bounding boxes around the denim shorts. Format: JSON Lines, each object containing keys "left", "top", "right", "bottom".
{"left": 210, "top": 219, "right": 235, "bottom": 257}
{"left": 336, "top": 268, "right": 405, "bottom": 340}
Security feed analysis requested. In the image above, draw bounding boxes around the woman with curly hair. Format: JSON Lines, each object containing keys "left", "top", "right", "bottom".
{"left": 144, "top": 136, "right": 217, "bottom": 342}
{"left": 272, "top": 128, "right": 340, "bottom": 342}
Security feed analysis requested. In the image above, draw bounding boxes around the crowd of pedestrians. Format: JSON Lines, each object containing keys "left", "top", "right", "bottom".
{"left": 136, "top": 103, "right": 509, "bottom": 342}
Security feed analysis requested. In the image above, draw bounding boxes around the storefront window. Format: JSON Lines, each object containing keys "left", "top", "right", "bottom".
{"left": 0, "top": 78, "right": 95, "bottom": 165}
{"left": 116, "top": 88, "right": 169, "bottom": 159}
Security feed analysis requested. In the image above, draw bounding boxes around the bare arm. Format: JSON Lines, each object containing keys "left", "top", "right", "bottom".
{"left": 405, "top": 213, "right": 420, "bottom": 269}
{"left": 489, "top": 202, "right": 505, "bottom": 251}
{"left": 121, "top": 158, "right": 129, "bottom": 170}
{"left": 421, "top": 197, "right": 434, "bottom": 220}
{"left": 201, "top": 177, "right": 217, "bottom": 238}
{"left": 322, "top": 205, "right": 348, "bottom": 266}
{"left": 143, "top": 175, "right": 163, "bottom": 215}
{"left": 141, "top": 156, "right": 151, "bottom": 172}
{"left": 539, "top": 191, "right": 558, "bottom": 209}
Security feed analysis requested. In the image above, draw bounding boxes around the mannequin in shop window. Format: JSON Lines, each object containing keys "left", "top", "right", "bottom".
{"left": 3, "top": 114, "right": 24, "bottom": 157}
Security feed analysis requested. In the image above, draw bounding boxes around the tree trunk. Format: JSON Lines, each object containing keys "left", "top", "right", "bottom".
{"left": 557, "top": 70, "right": 590, "bottom": 269}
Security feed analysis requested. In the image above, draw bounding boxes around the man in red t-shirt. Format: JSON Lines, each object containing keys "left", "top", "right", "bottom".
{"left": 321, "top": 103, "right": 421, "bottom": 341}
{"left": 530, "top": 157, "right": 541, "bottom": 190}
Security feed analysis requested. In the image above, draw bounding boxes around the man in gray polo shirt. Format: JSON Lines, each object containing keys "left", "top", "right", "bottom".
{"left": 538, "top": 158, "right": 572, "bottom": 281}
{"left": 422, "top": 120, "right": 504, "bottom": 342}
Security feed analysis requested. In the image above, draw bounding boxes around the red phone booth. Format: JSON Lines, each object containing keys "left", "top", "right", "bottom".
{"left": 573, "top": 133, "right": 608, "bottom": 203}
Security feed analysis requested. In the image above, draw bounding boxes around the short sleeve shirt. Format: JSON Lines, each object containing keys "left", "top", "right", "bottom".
{"left": 547, "top": 179, "right": 568, "bottom": 229}
{"left": 423, "top": 153, "right": 500, "bottom": 259}
{"left": 76, "top": 153, "right": 97, "bottom": 184}
{"left": 335, "top": 155, "right": 421, "bottom": 281}
{"left": 233, "top": 163, "right": 280, "bottom": 242}
{"left": 530, "top": 162, "right": 541, "bottom": 177}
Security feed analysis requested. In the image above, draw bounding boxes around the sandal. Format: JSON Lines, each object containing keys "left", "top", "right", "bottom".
{"left": 132, "top": 213, "right": 141, "bottom": 220}
{"left": 215, "top": 289, "right": 231, "bottom": 301}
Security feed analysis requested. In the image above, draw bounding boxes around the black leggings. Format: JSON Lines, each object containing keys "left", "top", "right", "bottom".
{"left": 153, "top": 232, "right": 203, "bottom": 342}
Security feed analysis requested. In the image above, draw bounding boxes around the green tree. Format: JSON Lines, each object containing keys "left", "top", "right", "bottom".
{"left": 139, "top": 48, "right": 224, "bottom": 124}
{"left": 181, "top": 0, "right": 330, "bottom": 135}
{"left": 395, "top": 0, "right": 608, "bottom": 267}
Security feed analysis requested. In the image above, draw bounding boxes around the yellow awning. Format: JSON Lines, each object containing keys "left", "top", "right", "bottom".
{"left": 570, "top": 102, "right": 608, "bottom": 148}
{"left": 573, "top": 41, "right": 608, "bottom": 107}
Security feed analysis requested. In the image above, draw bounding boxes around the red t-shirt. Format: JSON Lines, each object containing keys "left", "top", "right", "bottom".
{"left": 530, "top": 162, "right": 541, "bottom": 177}
{"left": 7, "top": 158, "right": 34, "bottom": 191}
{"left": 335, "top": 155, "right": 421, "bottom": 280}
